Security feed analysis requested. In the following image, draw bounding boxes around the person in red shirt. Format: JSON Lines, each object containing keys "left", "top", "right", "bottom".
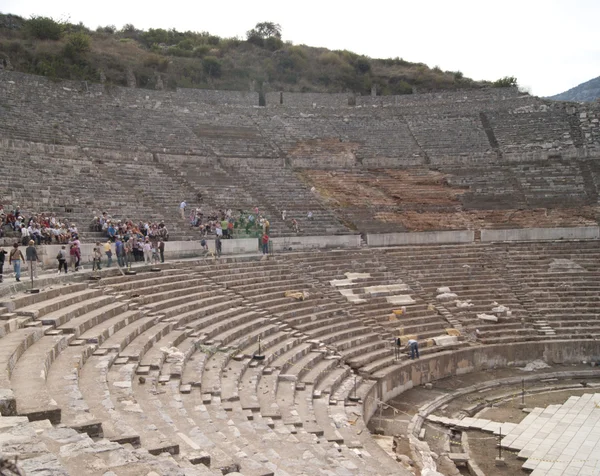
{"left": 261, "top": 233, "right": 269, "bottom": 255}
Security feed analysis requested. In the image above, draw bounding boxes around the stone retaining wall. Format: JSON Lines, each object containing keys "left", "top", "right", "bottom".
{"left": 363, "top": 340, "right": 600, "bottom": 423}
{"left": 366, "top": 230, "right": 475, "bottom": 246}
{"left": 30, "top": 235, "right": 361, "bottom": 266}
{"left": 480, "top": 226, "right": 600, "bottom": 242}
{"left": 271, "top": 234, "right": 362, "bottom": 251}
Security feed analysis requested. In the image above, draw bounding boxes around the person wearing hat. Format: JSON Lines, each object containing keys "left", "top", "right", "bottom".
{"left": 9, "top": 243, "right": 24, "bottom": 282}
{"left": 25, "top": 240, "right": 40, "bottom": 279}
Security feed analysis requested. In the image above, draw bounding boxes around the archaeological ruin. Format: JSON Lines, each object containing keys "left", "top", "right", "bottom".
{"left": 0, "top": 69, "right": 600, "bottom": 475}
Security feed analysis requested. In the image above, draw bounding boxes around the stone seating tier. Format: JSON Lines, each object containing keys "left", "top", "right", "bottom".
{"left": 0, "top": 242, "right": 599, "bottom": 473}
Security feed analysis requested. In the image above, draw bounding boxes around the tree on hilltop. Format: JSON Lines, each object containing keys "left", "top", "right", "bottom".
{"left": 246, "top": 22, "right": 283, "bottom": 49}
{"left": 249, "top": 22, "right": 281, "bottom": 39}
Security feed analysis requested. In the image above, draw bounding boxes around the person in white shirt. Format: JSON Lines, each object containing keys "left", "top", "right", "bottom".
{"left": 20, "top": 225, "right": 29, "bottom": 244}
{"left": 143, "top": 239, "right": 152, "bottom": 264}
{"left": 407, "top": 339, "right": 419, "bottom": 359}
{"left": 179, "top": 201, "right": 187, "bottom": 219}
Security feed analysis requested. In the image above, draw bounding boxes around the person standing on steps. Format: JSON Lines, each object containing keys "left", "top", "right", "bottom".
{"left": 115, "top": 236, "right": 124, "bottom": 267}
{"left": 9, "top": 243, "right": 24, "bottom": 282}
{"left": 261, "top": 233, "right": 270, "bottom": 255}
{"left": 25, "top": 240, "right": 40, "bottom": 279}
{"left": 143, "top": 237, "right": 152, "bottom": 264}
{"left": 179, "top": 200, "right": 187, "bottom": 220}
{"left": 92, "top": 244, "right": 102, "bottom": 271}
{"left": 57, "top": 245, "right": 68, "bottom": 274}
{"left": 0, "top": 246, "right": 6, "bottom": 283}
{"left": 407, "top": 338, "right": 420, "bottom": 360}
{"left": 158, "top": 240, "right": 165, "bottom": 263}
{"left": 215, "top": 236, "right": 222, "bottom": 257}
{"left": 104, "top": 240, "right": 113, "bottom": 267}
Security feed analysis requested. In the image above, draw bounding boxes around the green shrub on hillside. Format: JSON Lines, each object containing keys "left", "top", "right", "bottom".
{"left": 355, "top": 57, "right": 370, "bottom": 74}
{"left": 65, "top": 32, "right": 91, "bottom": 55}
{"left": 26, "top": 16, "right": 63, "bottom": 40}
{"left": 96, "top": 25, "right": 116, "bottom": 34}
{"left": 493, "top": 76, "right": 517, "bottom": 88}
{"left": 202, "top": 56, "right": 221, "bottom": 78}
{"left": 0, "top": 13, "right": 492, "bottom": 94}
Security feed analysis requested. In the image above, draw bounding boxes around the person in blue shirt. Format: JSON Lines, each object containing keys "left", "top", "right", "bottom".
{"left": 115, "top": 236, "right": 124, "bottom": 267}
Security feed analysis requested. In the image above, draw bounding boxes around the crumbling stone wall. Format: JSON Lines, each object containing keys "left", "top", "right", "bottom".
{"left": 0, "top": 70, "right": 599, "bottom": 166}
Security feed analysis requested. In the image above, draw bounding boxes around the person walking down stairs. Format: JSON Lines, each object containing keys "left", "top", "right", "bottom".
{"left": 179, "top": 200, "right": 187, "bottom": 220}
{"left": 9, "top": 243, "right": 24, "bottom": 282}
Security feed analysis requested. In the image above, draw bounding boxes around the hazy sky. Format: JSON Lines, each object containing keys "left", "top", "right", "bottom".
{"left": 2, "top": 0, "right": 598, "bottom": 96}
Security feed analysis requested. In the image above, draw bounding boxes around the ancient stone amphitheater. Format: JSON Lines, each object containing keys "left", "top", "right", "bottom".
{"left": 1, "top": 70, "right": 600, "bottom": 476}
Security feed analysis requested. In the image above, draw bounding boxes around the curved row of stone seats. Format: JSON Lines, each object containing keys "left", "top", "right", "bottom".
{"left": 382, "top": 245, "right": 534, "bottom": 345}
{"left": 199, "top": 335, "right": 392, "bottom": 474}
{"left": 0, "top": 414, "right": 220, "bottom": 476}
{"left": 58, "top": 262, "right": 358, "bottom": 474}
{"left": 38, "top": 269, "right": 242, "bottom": 467}
{"left": 512, "top": 161, "right": 590, "bottom": 207}
{"left": 500, "top": 240, "right": 600, "bottom": 339}
{"left": 234, "top": 167, "right": 352, "bottom": 236}
{"left": 297, "top": 168, "right": 460, "bottom": 233}
{"left": 487, "top": 109, "right": 577, "bottom": 159}
{"left": 406, "top": 114, "right": 494, "bottom": 162}
{"left": 285, "top": 249, "right": 463, "bottom": 375}
{"left": 0, "top": 146, "right": 197, "bottom": 240}
{"left": 336, "top": 117, "right": 425, "bottom": 162}
{"left": 160, "top": 156, "right": 293, "bottom": 237}
{"left": 176, "top": 112, "right": 280, "bottom": 158}
{"left": 445, "top": 159, "right": 593, "bottom": 211}
{"left": 2, "top": 70, "right": 596, "bottom": 164}
{"left": 201, "top": 254, "right": 398, "bottom": 466}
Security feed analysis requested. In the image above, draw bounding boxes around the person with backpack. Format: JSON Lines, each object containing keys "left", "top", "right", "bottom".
{"left": 25, "top": 240, "right": 40, "bottom": 279}
{"left": 57, "top": 245, "right": 68, "bottom": 274}
{"left": 9, "top": 243, "right": 24, "bottom": 282}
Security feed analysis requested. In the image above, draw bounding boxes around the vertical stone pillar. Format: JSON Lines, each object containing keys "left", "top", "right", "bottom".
{"left": 154, "top": 72, "right": 164, "bottom": 90}
{"left": 126, "top": 68, "right": 136, "bottom": 88}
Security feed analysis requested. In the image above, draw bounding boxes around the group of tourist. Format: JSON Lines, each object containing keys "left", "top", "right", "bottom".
{"left": 0, "top": 207, "right": 80, "bottom": 245}
{"left": 92, "top": 236, "right": 164, "bottom": 271}
{"left": 91, "top": 212, "right": 169, "bottom": 242}
{"left": 186, "top": 206, "right": 271, "bottom": 239}
{"left": 0, "top": 238, "right": 80, "bottom": 282}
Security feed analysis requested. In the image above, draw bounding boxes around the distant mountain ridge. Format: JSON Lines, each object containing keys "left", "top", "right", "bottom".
{"left": 548, "top": 76, "right": 600, "bottom": 102}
